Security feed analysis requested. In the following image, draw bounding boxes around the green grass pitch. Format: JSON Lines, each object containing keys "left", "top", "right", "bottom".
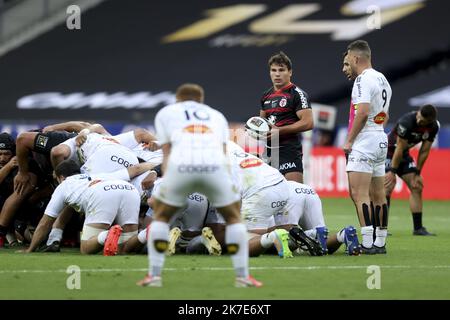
{"left": 1, "top": 198, "right": 449, "bottom": 300}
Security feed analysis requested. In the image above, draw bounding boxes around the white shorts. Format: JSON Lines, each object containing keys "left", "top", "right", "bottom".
{"left": 346, "top": 131, "right": 388, "bottom": 177}
{"left": 242, "top": 180, "right": 289, "bottom": 230}
{"left": 84, "top": 181, "right": 140, "bottom": 226}
{"left": 274, "top": 192, "right": 325, "bottom": 230}
{"left": 81, "top": 144, "right": 139, "bottom": 175}
{"left": 153, "top": 153, "right": 240, "bottom": 208}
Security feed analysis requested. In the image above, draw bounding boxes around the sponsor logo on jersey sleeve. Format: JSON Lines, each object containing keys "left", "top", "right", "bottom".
{"left": 239, "top": 158, "right": 263, "bottom": 169}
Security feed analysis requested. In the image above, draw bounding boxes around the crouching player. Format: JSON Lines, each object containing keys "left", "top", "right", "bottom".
{"left": 274, "top": 181, "right": 362, "bottom": 256}
{"left": 25, "top": 160, "right": 140, "bottom": 255}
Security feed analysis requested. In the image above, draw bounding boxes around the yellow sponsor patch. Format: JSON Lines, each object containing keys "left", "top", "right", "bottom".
{"left": 227, "top": 244, "right": 239, "bottom": 254}
{"left": 183, "top": 124, "right": 212, "bottom": 134}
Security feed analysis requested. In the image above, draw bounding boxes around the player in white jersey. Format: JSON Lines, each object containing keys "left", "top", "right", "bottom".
{"left": 274, "top": 181, "right": 362, "bottom": 256}
{"left": 227, "top": 141, "right": 293, "bottom": 258}
{"left": 342, "top": 40, "right": 392, "bottom": 254}
{"left": 25, "top": 160, "right": 153, "bottom": 255}
{"left": 137, "top": 83, "right": 261, "bottom": 288}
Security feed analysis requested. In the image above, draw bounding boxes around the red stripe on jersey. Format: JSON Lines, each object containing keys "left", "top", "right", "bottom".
{"left": 276, "top": 119, "right": 296, "bottom": 126}
{"left": 264, "top": 92, "right": 292, "bottom": 100}
{"left": 264, "top": 107, "right": 292, "bottom": 113}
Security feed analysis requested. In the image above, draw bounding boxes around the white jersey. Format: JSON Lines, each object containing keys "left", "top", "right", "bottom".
{"left": 154, "top": 101, "right": 229, "bottom": 160}
{"left": 45, "top": 173, "right": 138, "bottom": 220}
{"left": 132, "top": 143, "right": 163, "bottom": 166}
{"left": 350, "top": 68, "right": 392, "bottom": 133}
{"left": 227, "top": 141, "right": 284, "bottom": 199}
{"left": 62, "top": 132, "right": 136, "bottom": 164}
{"left": 153, "top": 101, "right": 239, "bottom": 208}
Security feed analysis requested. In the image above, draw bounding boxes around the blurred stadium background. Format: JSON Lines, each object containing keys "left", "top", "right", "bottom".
{"left": 1, "top": 0, "right": 449, "bottom": 199}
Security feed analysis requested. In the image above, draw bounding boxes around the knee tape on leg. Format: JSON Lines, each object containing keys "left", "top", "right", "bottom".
{"left": 81, "top": 225, "right": 105, "bottom": 241}
{"left": 227, "top": 243, "right": 239, "bottom": 254}
{"left": 362, "top": 203, "right": 372, "bottom": 226}
{"left": 118, "top": 230, "right": 138, "bottom": 244}
{"left": 382, "top": 204, "right": 388, "bottom": 228}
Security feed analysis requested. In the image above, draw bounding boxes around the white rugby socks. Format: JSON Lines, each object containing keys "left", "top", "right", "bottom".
{"left": 225, "top": 223, "right": 249, "bottom": 279}
{"left": 137, "top": 228, "right": 148, "bottom": 244}
{"left": 361, "top": 226, "right": 374, "bottom": 248}
{"left": 97, "top": 230, "right": 108, "bottom": 245}
{"left": 47, "top": 228, "right": 63, "bottom": 245}
{"left": 374, "top": 227, "right": 387, "bottom": 247}
{"left": 148, "top": 221, "right": 169, "bottom": 277}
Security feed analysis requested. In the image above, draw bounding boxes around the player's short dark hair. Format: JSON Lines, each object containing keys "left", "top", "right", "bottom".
{"left": 176, "top": 83, "right": 204, "bottom": 103}
{"left": 268, "top": 51, "right": 292, "bottom": 70}
{"left": 419, "top": 104, "right": 437, "bottom": 121}
{"left": 347, "top": 40, "right": 371, "bottom": 59}
{"left": 0, "top": 132, "right": 16, "bottom": 154}
{"left": 54, "top": 160, "right": 81, "bottom": 178}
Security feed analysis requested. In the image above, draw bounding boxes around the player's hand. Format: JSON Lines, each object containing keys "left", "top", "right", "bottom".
{"left": 5, "top": 156, "right": 18, "bottom": 170}
{"left": 266, "top": 125, "right": 279, "bottom": 140}
{"left": 141, "top": 171, "right": 158, "bottom": 190}
{"left": 75, "top": 132, "right": 88, "bottom": 147}
{"left": 14, "top": 171, "right": 31, "bottom": 195}
{"left": 143, "top": 141, "right": 160, "bottom": 151}
{"left": 42, "top": 125, "right": 55, "bottom": 133}
{"left": 343, "top": 141, "right": 353, "bottom": 154}
{"left": 384, "top": 171, "right": 397, "bottom": 191}
{"left": 411, "top": 174, "right": 423, "bottom": 189}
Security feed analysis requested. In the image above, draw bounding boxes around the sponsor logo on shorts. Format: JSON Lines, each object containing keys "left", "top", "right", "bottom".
{"left": 271, "top": 200, "right": 287, "bottom": 208}
{"left": 182, "top": 124, "right": 212, "bottom": 134}
{"left": 178, "top": 164, "right": 219, "bottom": 173}
{"left": 348, "top": 156, "right": 369, "bottom": 163}
{"left": 379, "top": 142, "right": 388, "bottom": 148}
{"left": 279, "top": 162, "right": 296, "bottom": 170}
{"left": 36, "top": 135, "right": 49, "bottom": 148}
{"left": 188, "top": 194, "right": 205, "bottom": 202}
{"left": 111, "top": 155, "right": 133, "bottom": 168}
{"left": 239, "top": 158, "right": 263, "bottom": 169}
{"left": 294, "top": 187, "right": 316, "bottom": 195}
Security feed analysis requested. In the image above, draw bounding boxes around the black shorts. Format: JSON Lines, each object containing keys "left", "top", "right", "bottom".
{"left": 267, "top": 143, "right": 303, "bottom": 175}
{"left": 385, "top": 151, "right": 418, "bottom": 177}
{"left": 33, "top": 131, "right": 77, "bottom": 155}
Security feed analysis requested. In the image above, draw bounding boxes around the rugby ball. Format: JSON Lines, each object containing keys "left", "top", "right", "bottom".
{"left": 245, "top": 116, "right": 271, "bottom": 140}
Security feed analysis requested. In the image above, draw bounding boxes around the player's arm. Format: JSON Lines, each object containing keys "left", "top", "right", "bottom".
{"left": 161, "top": 143, "right": 171, "bottom": 175}
{"left": 13, "top": 132, "right": 36, "bottom": 195}
{"left": 26, "top": 214, "right": 56, "bottom": 252}
{"left": 134, "top": 128, "right": 160, "bottom": 151}
{"left": 276, "top": 108, "right": 314, "bottom": 136}
{"left": 416, "top": 140, "right": 433, "bottom": 174}
{"left": 0, "top": 156, "right": 17, "bottom": 184}
{"left": 126, "top": 162, "right": 157, "bottom": 179}
{"left": 343, "top": 103, "right": 369, "bottom": 153}
{"left": 42, "top": 121, "right": 92, "bottom": 133}
{"left": 390, "top": 136, "right": 408, "bottom": 172}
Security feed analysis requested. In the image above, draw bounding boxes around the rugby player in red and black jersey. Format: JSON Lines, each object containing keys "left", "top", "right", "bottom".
{"left": 384, "top": 104, "right": 440, "bottom": 236}
{"left": 259, "top": 52, "right": 313, "bottom": 183}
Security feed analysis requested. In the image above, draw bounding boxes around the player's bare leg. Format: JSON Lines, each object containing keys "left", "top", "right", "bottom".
{"left": 401, "top": 173, "right": 435, "bottom": 235}
{"left": 217, "top": 201, "right": 262, "bottom": 287}
{"left": 348, "top": 171, "right": 375, "bottom": 253}
{"left": 80, "top": 223, "right": 109, "bottom": 254}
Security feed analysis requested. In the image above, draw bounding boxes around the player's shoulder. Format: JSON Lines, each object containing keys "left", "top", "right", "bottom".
{"left": 261, "top": 86, "right": 275, "bottom": 99}
{"left": 290, "top": 83, "right": 308, "bottom": 96}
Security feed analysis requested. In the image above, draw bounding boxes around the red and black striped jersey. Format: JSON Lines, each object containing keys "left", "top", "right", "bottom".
{"left": 260, "top": 82, "right": 311, "bottom": 144}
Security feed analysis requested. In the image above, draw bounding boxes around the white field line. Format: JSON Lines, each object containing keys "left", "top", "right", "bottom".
{"left": 1, "top": 265, "right": 450, "bottom": 274}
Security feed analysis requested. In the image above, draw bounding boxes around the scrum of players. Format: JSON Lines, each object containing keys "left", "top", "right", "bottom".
{"left": 0, "top": 104, "right": 359, "bottom": 261}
